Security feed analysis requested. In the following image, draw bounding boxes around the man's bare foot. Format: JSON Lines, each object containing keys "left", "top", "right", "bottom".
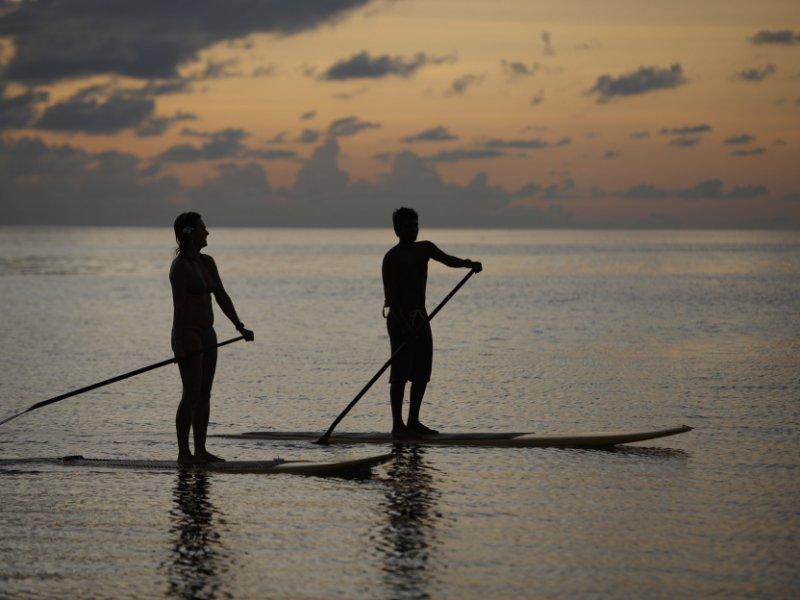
{"left": 408, "top": 422, "right": 439, "bottom": 436}
{"left": 195, "top": 451, "right": 225, "bottom": 463}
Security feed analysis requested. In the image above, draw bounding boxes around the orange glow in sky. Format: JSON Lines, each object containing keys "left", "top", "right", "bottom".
{"left": 1, "top": 0, "right": 798, "bottom": 227}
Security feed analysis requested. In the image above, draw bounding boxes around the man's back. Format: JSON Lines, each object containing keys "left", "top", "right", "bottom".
{"left": 382, "top": 241, "right": 435, "bottom": 313}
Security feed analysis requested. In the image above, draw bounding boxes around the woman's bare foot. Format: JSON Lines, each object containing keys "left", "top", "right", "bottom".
{"left": 392, "top": 424, "right": 412, "bottom": 440}
{"left": 177, "top": 453, "right": 207, "bottom": 465}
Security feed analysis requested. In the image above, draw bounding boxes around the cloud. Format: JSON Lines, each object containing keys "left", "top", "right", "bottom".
{"left": 0, "top": 85, "right": 48, "bottom": 130}
{"left": 296, "top": 129, "right": 322, "bottom": 144}
{"left": 138, "top": 79, "right": 195, "bottom": 97}
{"left": 541, "top": 179, "right": 578, "bottom": 201}
{"left": 483, "top": 136, "right": 571, "bottom": 150}
{"left": 157, "top": 128, "right": 297, "bottom": 162}
{"left": 291, "top": 138, "right": 350, "bottom": 206}
{"left": 36, "top": 93, "right": 155, "bottom": 133}
{"left": 310, "top": 146, "right": 575, "bottom": 226}
{"left": 620, "top": 184, "right": 671, "bottom": 200}
{"left": 250, "top": 148, "right": 300, "bottom": 160}
{"left": 0, "top": 0, "right": 376, "bottom": 84}
{"left": 1, "top": 135, "right": 780, "bottom": 228}
{"left": 588, "top": 63, "right": 687, "bottom": 102}
{"left": 318, "top": 51, "right": 454, "bottom": 80}
{"left": 509, "top": 179, "right": 579, "bottom": 202}
{"left": 401, "top": 126, "right": 459, "bottom": 143}
{"left": 268, "top": 117, "right": 336, "bottom": 146}
{"left": 276, "top": 143, "right": 577, "bottom": 227}
{"left": 135, "top": 111, "right": 197, "bottom": 137}
{"left": 251, "top": 64, "right": 277, "bottom": 77}
{"left": 423, "top": 148, "right": 506, "bottom": 163}
{"left": 445, "top": 74, "right": 484, "bottom": 96}
{"left": 731, "top": 148, "right": 766, "bottom": 157}
{"left": 669, "top": 137, "right": 701, "bottom": 147}
{"left": 658, "top": 124, "right": 711, "bottom": 148}
{"left": 158, "top": 128, "right": 249, "bottom": 162}
{"left": 187, "top": 162, "right": 275, "bottom": 226}
{"left": 750, "top": 30, "right": 800, "bottom": 45}
{"left": 724, "top": 134, "right": 756, "bottom": 145}
{"left": 188, "top": 58, "right": 243, "bottom": 80}
{"left": 0, "top": 136, "right": 180, "bottom": 225}
{"left": 542, "top": 32, "right": 555, "bottom": 56}
{"left": 660, "top": 124, "right": 713, "bottom": 135}
{"left": 20, "top": 80, "right": 206, "bottom": 135}
{"left": 735, "top": 65, "right": 776, "bottom": 82}
{"left": 620, "top": 179, "right": 768, "bottom": 200}
{"left": 327, "top": 116, "right": 381, "bottom": 137}
{"left": 405, "top": 136, "right": 571, "bottom": 164}
{"left": 501, "top": 60, "right": 541, "bottom": 80}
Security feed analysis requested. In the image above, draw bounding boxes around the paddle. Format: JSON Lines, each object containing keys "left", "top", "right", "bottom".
{"left": 0, "top": 336, "right": 245, "bottom": 427}
{"left": 315, "top": 268, "right": 477, "bottom": 445}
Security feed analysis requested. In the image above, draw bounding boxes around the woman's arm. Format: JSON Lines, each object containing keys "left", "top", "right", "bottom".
{"left": 205, "top": 256, "right": 255, "bottom": 341}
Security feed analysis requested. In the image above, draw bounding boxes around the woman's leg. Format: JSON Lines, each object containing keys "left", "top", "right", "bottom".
{"left": 175, "top": 332, "right": 204, "bottom": 463}
{"left": 192, "top": 331, "right": 219, "bottom": 460}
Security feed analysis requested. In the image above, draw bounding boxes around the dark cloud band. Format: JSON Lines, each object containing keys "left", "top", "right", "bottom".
{"left": 0, "top": 0, "right": 374, "bottom": 84}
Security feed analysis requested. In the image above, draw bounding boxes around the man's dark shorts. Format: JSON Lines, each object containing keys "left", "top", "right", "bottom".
{"left": 387, "top": 311, "right": 432, "bottom": 383}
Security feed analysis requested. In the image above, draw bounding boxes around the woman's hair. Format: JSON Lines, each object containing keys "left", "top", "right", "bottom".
{"left": 173, "top": 212, "right": 202, "bottom": 256}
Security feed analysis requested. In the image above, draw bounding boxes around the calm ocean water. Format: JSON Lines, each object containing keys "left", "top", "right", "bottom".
{"left": 0, "top": 227, "right": 798, "bottom": 599}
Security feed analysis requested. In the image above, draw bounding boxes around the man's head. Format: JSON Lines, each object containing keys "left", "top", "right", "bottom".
{"left": 392, "top": 207, "right": 419, "bottom": 241}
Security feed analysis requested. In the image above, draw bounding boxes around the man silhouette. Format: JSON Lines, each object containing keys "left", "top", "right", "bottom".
{"left": 382, "top": 207, "right": 482, "bottom": 438}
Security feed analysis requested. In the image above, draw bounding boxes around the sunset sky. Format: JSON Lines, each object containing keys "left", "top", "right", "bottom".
{"left": 1, "top": 0, "right": 798, "bottom": 228}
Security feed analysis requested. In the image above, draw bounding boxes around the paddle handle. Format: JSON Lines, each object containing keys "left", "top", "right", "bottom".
{"left": 428, "top": 268, "right": 475, "bottom": 320}
{"left": 315, "top": 268, "right": 477, "bottom": 444}
{"left": 0, "top": 336, "right": 245, "bottom": 427}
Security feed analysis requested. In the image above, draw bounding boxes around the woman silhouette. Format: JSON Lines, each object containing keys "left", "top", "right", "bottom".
{"left": 170, "top": 212, "right": 254, "bottom": 464}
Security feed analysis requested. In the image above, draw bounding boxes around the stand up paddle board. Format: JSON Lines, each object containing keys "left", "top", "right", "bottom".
{"left": 222, "top": 425, "right": 692, "bottom": 448}
{"left": 5, "top": 453, "right": 394, "bottom": 475}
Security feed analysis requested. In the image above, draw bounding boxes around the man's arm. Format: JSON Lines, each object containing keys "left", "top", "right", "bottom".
{"left": 427, "top": 241, "right": 482, "bottom": 272}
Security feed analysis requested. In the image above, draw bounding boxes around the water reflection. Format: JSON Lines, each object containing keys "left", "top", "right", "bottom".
{"left": 604, "top": 445, "right": 691, "bottom": 459}
{"left": 377, "top": 445, "right": 443, "bottom": 600}
{"left": 164, "top": 471, "right": 233, "bottom": 600}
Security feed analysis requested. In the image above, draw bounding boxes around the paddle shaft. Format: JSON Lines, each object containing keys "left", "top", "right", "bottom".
{"left": 316, "top": 268, "right": 476, "bottom": 444}
{"left": 0, "top": 336, "right": 244, "bottom": 427}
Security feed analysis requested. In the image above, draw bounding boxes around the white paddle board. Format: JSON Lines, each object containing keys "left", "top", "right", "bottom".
{"left": 223, "top": 425, "right": 692, "bottom": 448}
{"left": 48, "top": 452, "right": 394, "bottom": 475}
